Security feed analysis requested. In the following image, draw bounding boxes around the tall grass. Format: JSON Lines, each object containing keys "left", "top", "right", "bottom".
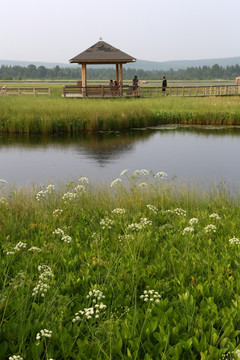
{"left": 1, "top": 172, "right": 240, "bottom": 359}
{"left": 0, "top": 86, "right": 240, "bottom": 134}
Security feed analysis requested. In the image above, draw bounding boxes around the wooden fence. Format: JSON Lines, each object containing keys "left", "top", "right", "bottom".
{"left": 0, "top": 87, "right": 50, "bottom": 95}
{"left": 62, "top": 84, "right": 240, "bottom": 98}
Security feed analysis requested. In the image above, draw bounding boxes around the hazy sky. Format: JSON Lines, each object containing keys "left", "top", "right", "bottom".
{"left": 1, "top": 0, "right": 239, "bottom": 63}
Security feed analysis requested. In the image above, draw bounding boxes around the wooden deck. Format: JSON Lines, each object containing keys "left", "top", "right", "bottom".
{"left": 0, "top": 87, "right": 50, "bottom": 95}
{"left": 62, "top": 84, "right": 240, "bottom": 98}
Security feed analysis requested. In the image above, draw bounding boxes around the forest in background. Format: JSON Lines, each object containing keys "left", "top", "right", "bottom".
{"left": 0, "top": 63, "right": 240, "bottom": 81}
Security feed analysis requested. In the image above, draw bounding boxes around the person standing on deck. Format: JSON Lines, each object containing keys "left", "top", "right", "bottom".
{"left": 162, "top": 76, "right": 167, "bottom": 94}
{"left": 132, "top": 75, "right": 139, "bottom": 95}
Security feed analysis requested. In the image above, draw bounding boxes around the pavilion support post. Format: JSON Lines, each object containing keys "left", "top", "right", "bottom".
{"left": 116, "top": 64, "right": 119, "bottom": 84}
{"left": 82, "top": 64, "right": 87, "bottom": 97}
{"left": 119, "top": 64, "right": 123, "bottom": 95}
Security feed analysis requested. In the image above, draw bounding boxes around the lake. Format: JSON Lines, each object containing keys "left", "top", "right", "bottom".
{"left": 1, "top": 126, "right": 240, "bottom": 188}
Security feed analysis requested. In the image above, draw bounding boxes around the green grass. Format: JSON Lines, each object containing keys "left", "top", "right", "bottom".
{"left": 1, "top": 172, "right": 240, "bottom": 359}
{"left": 0, "top": 82, "right": 240, "bottom": 134}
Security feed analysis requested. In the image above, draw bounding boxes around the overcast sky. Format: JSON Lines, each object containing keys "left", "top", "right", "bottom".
{"left": 1, "top": 0, "right": 239, "bottom": 64}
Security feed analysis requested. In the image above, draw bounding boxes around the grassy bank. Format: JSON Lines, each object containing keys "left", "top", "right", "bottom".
{"left": 0, "top": 83, "right": 240, "bottom": 134}
{"left": 1, "top": 172, "right": 240, "bottom": 359}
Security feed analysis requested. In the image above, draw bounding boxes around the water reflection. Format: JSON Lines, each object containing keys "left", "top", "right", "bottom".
{"left": 1, "top": 126, "right": 240, "bottom": 187}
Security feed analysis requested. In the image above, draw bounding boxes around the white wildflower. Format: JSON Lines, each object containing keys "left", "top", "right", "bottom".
{"left": 140, "top": 289, "right": 161, "bottom": 304}
{"left": 53, "top": 228, "right": 65, "bottom": 235}
{"left": 120, "top": 169, "right": 128, "bottom": 176}
{"left": 32, "top": 266, "right": 53, "bottom": 297}
{"left": 209, "top": 213, "right": 220, "bottom": 220}
{"left": 46, "top": 184, "right": 55, "bottom": 193}
{"left": 28, "top": 247, "right": 42, "bottom": 253}
{"left": 110, "top": 178, "right": 122, "bottom": 187}
{"left": 165, "top": 209, "right": 174, "bottom": 214}
{"left": 189, "top": 218, "right": 199, "bottom": 225}
{"left": 53, "top": 209, "right": 63, "bottom": 216}
{"left": 6, "top": 251, "right": 15, "bottom": 255}
{"left": 0, "top": 179, "right": 7, "bottom": 184}
{"left": 79, "top": 177, "right": 89, "bottom": 184}
{"left": 61, "top": 235, "right": 72, "bottom": 243}
{"left": 36, "top": 329, "right": 52, "bottom": 340}
{"left": 147, "top": 204, "right": 158, "bottom": 213}
{"left": 13, "top": 242, "right": 27, "bottom": 251}
{"left": 100, "top": 217, "right": 114, "bottom": 230}
{"left": 0, "top": 197, "right": 8, "bottom": 204}
{"left": 74, "top": 185, "right": 86, "bottom": 194}
{"left": 155, "top": 172, "right": 168, "bottom": 179}
{"left": 174, "top": 208, "right": 186, "bottom": 217}
{"left": 73, "top": 289, "right": 107, "bottom": 323}
{"left": 9, "top": 356, "right": 23, "bottom": 360}
{"left": 62, "top": 191, "right": 77, "bottom": 202}
{"left": 205, "top": 224, "right": 217, "bottom": 233}
{"left": 229, "top": 237, "right": 240, "bottom": 245}
{"left": 182, "top": 227, "right": 194, "bottom": 235}
{"left": 112, "top": 208, "right": 126, "bottom": 215}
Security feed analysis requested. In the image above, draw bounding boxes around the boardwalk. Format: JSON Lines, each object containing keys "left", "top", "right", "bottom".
{"left": 62, "top": 84, "right": 240, "bottom": 98}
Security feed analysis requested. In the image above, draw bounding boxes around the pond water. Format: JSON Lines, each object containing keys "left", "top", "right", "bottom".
{"left": 1, "top": 126, "right": 240, "bottom": 188}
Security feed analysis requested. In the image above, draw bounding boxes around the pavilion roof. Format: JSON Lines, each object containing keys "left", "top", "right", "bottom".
{"left": 69, "top": 40, "right": 136, "bottom": 64}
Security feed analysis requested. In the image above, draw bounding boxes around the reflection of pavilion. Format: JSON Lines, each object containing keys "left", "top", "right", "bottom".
{"left": 74, "top": 142, "right": 134, "bottom": 167}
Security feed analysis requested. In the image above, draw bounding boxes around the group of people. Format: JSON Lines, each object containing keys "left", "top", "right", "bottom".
{"left": 108, "top": 75, "right": 168, "bottom": 95}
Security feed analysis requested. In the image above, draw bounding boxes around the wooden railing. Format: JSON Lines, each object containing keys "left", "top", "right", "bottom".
{"left": 0, "top": 87, "right": 50, "bottom": 95}
{"left": 63, "top": 84, "right": 239, "bottom": 98}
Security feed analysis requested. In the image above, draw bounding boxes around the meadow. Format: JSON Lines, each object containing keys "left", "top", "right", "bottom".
{"left": 0, "top": 82, "right": 240, "bottom": 134}
{"left": 1, "top": 172, "right": 240, "bottom": 359}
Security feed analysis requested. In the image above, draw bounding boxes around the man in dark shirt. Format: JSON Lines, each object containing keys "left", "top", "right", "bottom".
{"left": 162, "top": 76, "right": 167, "bottom": 93}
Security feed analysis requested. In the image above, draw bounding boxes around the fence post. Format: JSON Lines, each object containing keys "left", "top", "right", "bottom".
{"left": 62, "top": 85, "right": 66, "bottom": 98}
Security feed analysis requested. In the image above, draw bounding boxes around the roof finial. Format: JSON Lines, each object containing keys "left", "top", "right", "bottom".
{"left": 99, "top": 37, "right": 103, "bottom": 41}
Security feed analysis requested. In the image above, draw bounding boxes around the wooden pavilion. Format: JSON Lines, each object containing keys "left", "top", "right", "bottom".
{"left": 68, "top": 40, "right": 136, "bottom": 96}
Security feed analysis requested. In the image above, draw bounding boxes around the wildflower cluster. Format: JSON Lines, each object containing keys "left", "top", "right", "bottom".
{"left": 52, "top": 208, "right": 63, "bottom": 217}
{"left": 72, "top": 289, "right": 107, "bottom": 323}
{"left": 189, "top": 217, "right": 199, "bottom": 225}
{"left": 120, "top": 169, "right": 128, "bottom": 176}
{"left": 229, "top": 237, "right": 240, "bottom": 245}
{"left": 32, "top": 265, "right": 54, "bottom": 297}
{"left": 6, "top": 241, "right": 27, "bottom": 255}
{"left": 133, "top": 169, "right": 150, "bottom": 176}
{"left": 79, "top": 176, "right": 89, "bottom": 184}
{"left": 110, "top": 178, "right": 122, "bottom": 187}
{"left": 62, "top": 183, "right": 86, "bottom": 203}
{"left": 140, "top": 289, "right": 161, "bottom": 304}
{"left": 154, "top": 171, "right": 168, "bottom": 179}
{"left": 100, "top": 217, "right": 114, "bottom": 230}
{"left": 28, "top": 246, "right": 42, "bottom": 253}
{"left": 112, "top": 208, "right": 126, "bottom": 215}
{"left": 205, "top": 224, "right": 217, "bottom": 233}
{"left": 209, "top": 213, "right": 220, "bottom": 220}
{"left": 9, "top": 356, "right": 23, "bottom": 360}
{"left": 36, "top": 329, "right": 52, "bottom": 340}
{"left": 147, "top": 204, "right": 158, "bottom": 213}
{"left": 182, "top": 226, "right": 194, "bottom": 235}
{"left": 127, "top": 217, "right": 152, "bottom": 232}
{"left": 14, "top": 242, "right": 27, "bottom": 251}
{"left": 36, "top": 184, "right": 55, "bottom": 201}
{"left": 52, "top": 228, "right": 72, "bottom": 243}
{"left": 165, "top": 208, "right": 186, "bottom": 217}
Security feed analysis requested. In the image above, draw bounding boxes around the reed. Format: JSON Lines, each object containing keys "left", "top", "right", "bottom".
{"left": 0, "top": 86, "right": 240, "bottom": 134}
{"left": 1, "top": 172, "right": 240, "bottom": 359}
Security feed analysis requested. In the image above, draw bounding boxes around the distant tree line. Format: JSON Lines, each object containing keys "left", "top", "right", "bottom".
{"left": 0, "top": 63, "right": 240, "bottom": 80}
